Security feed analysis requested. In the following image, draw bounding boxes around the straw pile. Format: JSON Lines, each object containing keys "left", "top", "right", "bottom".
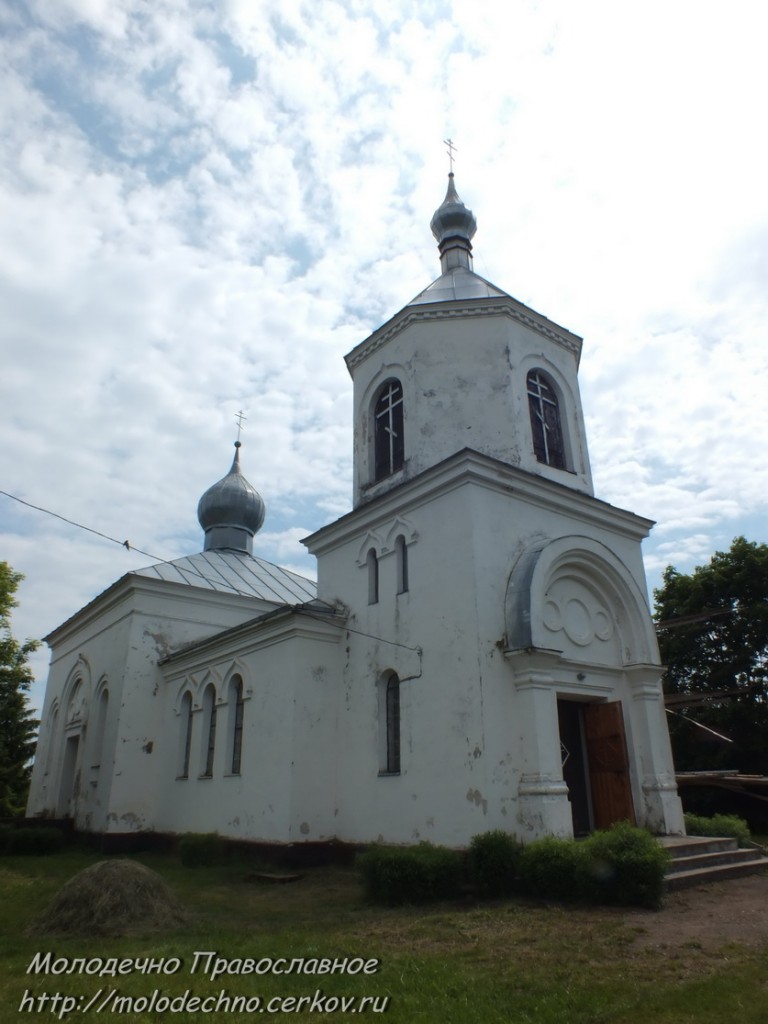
{"left": 28, "top": 859, "right": 190, "bottom": 936}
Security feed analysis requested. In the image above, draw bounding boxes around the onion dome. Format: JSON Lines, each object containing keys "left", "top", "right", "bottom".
{"left": 197, "top": 442, "right": 265, "bottom": 556}
{"left": 429, "top": 172, "right": 477, "bottom": 273}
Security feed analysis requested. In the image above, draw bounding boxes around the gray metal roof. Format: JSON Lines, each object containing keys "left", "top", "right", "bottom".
{"left": 408, "top": 266, "right": 509, "bottom": 306}
{"left": 132, "top": 550, "right": 317, "bottom": 604}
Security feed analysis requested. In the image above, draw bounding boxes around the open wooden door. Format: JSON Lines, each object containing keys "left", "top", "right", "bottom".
{"left": 584, "top": 701, "right": 635, "bottom": 829}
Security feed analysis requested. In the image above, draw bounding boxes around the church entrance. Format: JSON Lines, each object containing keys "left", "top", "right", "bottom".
{"left": 557, "top": 698, "right": 635, "bottom": 835}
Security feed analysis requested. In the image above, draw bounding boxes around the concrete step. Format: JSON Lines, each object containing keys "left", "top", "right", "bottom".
{"left": 666, "top": 847, "right": 765, "bottom": 875}
{"left": 660, "top": 835, "right": 768, "bottom": 890}
{"left": 662, "top": 836, "right": 737, "bottom": 859}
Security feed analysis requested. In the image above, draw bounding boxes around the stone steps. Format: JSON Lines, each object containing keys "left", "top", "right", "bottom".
{"left": 661, "top": 836, "right": 768, "bottom": 890}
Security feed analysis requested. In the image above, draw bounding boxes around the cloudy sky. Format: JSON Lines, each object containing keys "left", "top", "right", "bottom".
{"left": 2, "top": 0, "right": 767, "bottom": 711}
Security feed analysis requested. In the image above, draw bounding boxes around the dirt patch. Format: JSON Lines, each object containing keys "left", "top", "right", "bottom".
{"left": 624, "top": 871, "right": 768, "bottom": 950}
{"left": 27, "top": 859, "right": 190, "bottom": 937}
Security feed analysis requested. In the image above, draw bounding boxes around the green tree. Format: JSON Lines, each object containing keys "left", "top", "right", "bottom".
{"left": 654, "top": 537, "right": 768, "bottom": 775}
{"left": 0, "top": 562, "right": 39, "bottom": 817}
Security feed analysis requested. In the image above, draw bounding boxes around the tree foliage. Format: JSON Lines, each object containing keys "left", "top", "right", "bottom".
{"left": 0, "top": 562, "right": 39, "bottom": 817}
{"left": 654, "top": 537, "right": 768, "bottom": 775}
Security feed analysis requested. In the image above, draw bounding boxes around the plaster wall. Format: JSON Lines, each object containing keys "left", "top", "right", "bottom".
{"left": 351, "top": 307, "right": 593, "bottom": 507}
{"left": 157, "top": 621, "right": 342, "bottom": 844}
{"left": 27, "top": 577, "right": 276, "bottom": 832}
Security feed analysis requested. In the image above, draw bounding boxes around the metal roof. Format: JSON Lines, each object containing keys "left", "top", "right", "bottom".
{"left": 408, "top": 266, "right": 509, "bottom": 305}
{"left": 132, "top": 550, "right": 317, "bottom": 604}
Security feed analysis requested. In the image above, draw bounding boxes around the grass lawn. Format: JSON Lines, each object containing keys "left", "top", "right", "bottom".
{"left": 1, "top": 847, "right": 767, "bottom": 1023}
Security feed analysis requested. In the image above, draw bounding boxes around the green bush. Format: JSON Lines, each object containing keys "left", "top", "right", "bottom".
{"left": 178, "top": 832, "right": 223, "bottom": 867}
{"left": 357, "top": 842, "right": 464, "bottom": 905}
{"left": 1, "top": 827, "right": 64, "bottom": 855}
{"left": 580, "top": 821, "right": 670, "bottom": 909}
{"left": 469, "top": 830, "right": 521, "bottom": 898}
{"left": 684, "top": 812, "right": 751, "bottom": 847}
{"left": 518, "top": 836, "right": 586, "bottom": 902}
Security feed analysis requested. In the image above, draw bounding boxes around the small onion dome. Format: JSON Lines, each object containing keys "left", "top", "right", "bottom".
{"left": 429, "top": 172, "right": 477, "bottom": 272}
{"left": 197, "top": 442, "right": 266, "bottom": 555}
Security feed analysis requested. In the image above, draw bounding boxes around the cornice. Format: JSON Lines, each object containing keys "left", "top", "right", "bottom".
{"left": 344, "top": 297, "right": 583, "bottom": 373}
{"left": 161, "top": 605, "right": 345, "bottom": 673}
{"left": 304, "top": 449, "right": 653, "bottom": 556}
{"left": 44, "top": 572, "right": 265, "bottom": 649}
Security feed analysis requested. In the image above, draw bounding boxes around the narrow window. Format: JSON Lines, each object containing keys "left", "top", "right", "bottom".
{"left": 367, "top": 548, "right": 379, "bottom": 604}
{"left": 91, "top": 689, "right": 109, "bottom": 770}
{"left": 45, "top": 707, "right": 59, "bottom": 775}
{"left": 178, "top": 691, "right": 192, "bottom": 779}
{"left": 229, "top": 676, "right": 244, "bottom": 775}
{"left": 201, "top": 684, "right": 217, "bottom": 778}
{"left": 527, "top": 369, "right": 566, "bottom": 469}
{"left": 395, "top": 534, "right": 409, "bottom": 594}
{"left": 374, "top": 380, "right": 404, "bottom": 480}
{"left": 385, "top": 674, "right": 401, "bottom": 774}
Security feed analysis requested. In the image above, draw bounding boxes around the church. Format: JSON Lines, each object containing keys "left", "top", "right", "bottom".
{"left": 26, "top": 174, "right": 685, "bottom": 849}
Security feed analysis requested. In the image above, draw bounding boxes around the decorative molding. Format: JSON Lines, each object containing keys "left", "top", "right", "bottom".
{"left": 345, "top": 300, "right": 582, "bottom": 372}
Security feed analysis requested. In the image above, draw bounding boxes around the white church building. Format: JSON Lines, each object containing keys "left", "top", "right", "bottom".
{"left": 27, "top": 175, "right": 685, "bottom": 849}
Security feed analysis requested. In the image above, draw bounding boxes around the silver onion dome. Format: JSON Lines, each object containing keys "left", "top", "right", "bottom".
{"left": 429, "top": 172, "right": 477, "bottom": 273}
{"left": 197, "top": 442, "right": 266, "bottom": 555}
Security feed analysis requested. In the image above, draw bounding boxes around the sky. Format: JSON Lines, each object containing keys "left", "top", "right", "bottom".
{"left": 2, "top": 0, "right": 767, "bottom": 713}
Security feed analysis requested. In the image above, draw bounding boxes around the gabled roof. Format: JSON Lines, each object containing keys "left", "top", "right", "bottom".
{"left": 133, "top": 550, "right": 316, "bottom": 604}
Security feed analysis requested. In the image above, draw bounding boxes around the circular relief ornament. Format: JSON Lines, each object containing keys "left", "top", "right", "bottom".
{"left": 563, "top": 598, "right": 593, "bottom": 646}
{"left": 543, "top": 599, "right": 562, "bottom": 633}
{"left": 593, "top": 608, "right": 614, "bottom": 641}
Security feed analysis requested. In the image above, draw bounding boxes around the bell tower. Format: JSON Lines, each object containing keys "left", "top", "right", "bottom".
{"left": 345, "top": 174, "right": 594, "bottom": 507}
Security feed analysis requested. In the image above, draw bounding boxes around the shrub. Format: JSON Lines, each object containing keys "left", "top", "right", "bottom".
{"left": 2, "top": 827, "right": 64, "bottom": 855}
{"left": 357, "top": 842, "right": 464, "bottom": 905}
{"left": 178, "top": 832, "right": 223, "bottom": 867}
{"left": 684, "top": 812, "right": 751, "bottom": 847}
{"left": 469, "top": 830, "right": 521, "bottom": 898}
{"left": 580, "top": 822, "right": 670, "bottom": 909}
{"left": 518, "top": 836, "right": 586, "bottom": 902}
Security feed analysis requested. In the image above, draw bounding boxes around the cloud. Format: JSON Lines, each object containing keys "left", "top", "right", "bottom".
{"left": 2, "top": 0, "right": 767, "bottom": 712}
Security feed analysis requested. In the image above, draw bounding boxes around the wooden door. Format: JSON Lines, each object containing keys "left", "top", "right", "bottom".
{"left": 584, "top": 701, "right": 635, "bottom": 829}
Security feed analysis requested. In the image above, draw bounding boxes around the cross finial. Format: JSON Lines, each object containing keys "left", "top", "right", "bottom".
{"left": 443, "top": 137, "right": 457, "bottom": 173}
{"left": 235, "top": 410, "right": 247, "bottom": 444}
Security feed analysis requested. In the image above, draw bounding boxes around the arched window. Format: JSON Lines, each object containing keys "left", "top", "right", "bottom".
{"left": 385, "top": 674, "right": 401, "bottom": 774}
{"left": 91, "top": 689, "right": 109, "bottom": 770}
{"left": 45, "top": 706, "right": 60, "bottom": 776}
{"left": 228, "top": 675, "right": 245, "bottom": 775}
{"left": 367, "top": 548, "right": 379, "bottom": 605}
{"left": 527, "top": 369, "right": 566, "bottom": 470}
{"left": 178, "top": 691, "right": 193, "bottom": 779}
{"left": 395, "top": 534, "right": 409, "bottom": 594}
{"left": 373, "top": 380, "right": 404, "bottom": 480}
{"left": 201, "top": 684, "right": 217, "bottom": 778}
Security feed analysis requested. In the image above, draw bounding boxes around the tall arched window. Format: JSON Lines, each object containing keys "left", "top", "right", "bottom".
{"left": 527, "top": 369, "right": 566, "bottom": 469}
{"left": 385, "top": 674, "right": 400, "bottom": 774}
{"left": 367, "top": 548, "right": 379, "bottom": 605}
{"left": 395, "top": 534, "right": 409, "bottom": 594}
{"left": 228, "top": 675, "right": 244, "bottom": 775}
{"left": 178, "top": 691, "right": 193, "bottom": 779}
{"left": 373, "top": 380, "right": 404, "bottom": 480}
{"left": 201, "top": 684, "right": 217, "bottom": 778}
{"left": 91, "top": 689, "right": 109, "bottom": 770}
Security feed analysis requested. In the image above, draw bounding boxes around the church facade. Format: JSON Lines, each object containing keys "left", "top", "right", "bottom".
{"left": 26, "top": 176, "right": 685, "bottom": 847}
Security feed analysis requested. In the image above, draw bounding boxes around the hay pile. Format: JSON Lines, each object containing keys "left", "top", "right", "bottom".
{"left": 28, "top": 859, "right": 190, "bottom": 937}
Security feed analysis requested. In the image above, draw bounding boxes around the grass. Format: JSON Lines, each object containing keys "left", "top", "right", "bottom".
{"left": 1, "top": 848, "right": 767, "bottom": 1023}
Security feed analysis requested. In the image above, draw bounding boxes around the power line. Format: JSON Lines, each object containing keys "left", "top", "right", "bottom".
{"left": 0, "top": 489, "right": 276, "bottom": 599}
{"left": 1, "top": 489, "right": 160, "bottom": 560}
